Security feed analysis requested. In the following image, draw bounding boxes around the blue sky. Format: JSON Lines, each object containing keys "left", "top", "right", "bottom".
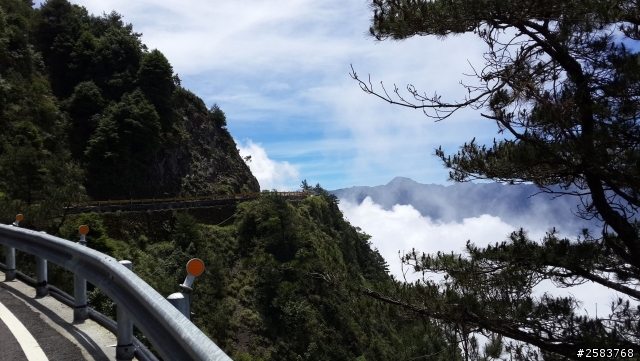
{"left": 68, "top": 0, "right": 507, "bottom": 191}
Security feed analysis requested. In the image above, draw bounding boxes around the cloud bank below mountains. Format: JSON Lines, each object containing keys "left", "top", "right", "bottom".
{"left": 332, "top": 176, "right": 600, "bottom": 236}
{"left": 332, "top": 177, "right": 627, "bottom": 319}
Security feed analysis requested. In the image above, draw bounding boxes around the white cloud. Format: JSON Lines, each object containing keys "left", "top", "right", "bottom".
{"left": 75, "top": 0, "right": 371, "bottom": 76}
{"left": 237, "top": 139, "right": 300, "bottom": 191}
{"left": 340, "top": 197, "right": 525, "bottom": 282}
{"left": 339, "top": 196, "right": 625, "bottom": 319}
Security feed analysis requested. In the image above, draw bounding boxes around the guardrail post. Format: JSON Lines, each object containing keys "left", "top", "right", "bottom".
{"left": 35, "top": 256, "right": 48, "bottom": 297}
{"left": 167, "top": 258, "right": 204, "bottom": 321}
{"left": 116, "top": 260, "right": 134, "bottom": 361}
{"left": 4, "top": 214, "right": 21, "bottom": 282}
{"left": 167, "top": 293, "right": 189, "bottom": 319}
{"left": 74, "top": 225, "right": 89, "bottom": 322}
{"left": 5, "top": 246, "right": 16, "bottom": 281}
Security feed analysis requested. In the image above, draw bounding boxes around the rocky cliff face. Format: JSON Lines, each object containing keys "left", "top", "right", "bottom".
{"left": 149, "top": 89, "right": 260, "bottom": 198}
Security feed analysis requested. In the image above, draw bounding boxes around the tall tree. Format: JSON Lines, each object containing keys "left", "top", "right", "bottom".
{"left": 207, "top": 103, "right": 227, "bottom": 129}
{"left": 84, "top": 88, "right": 162, "bottom": 199}
{"left": 34, "top": 0, "right": 89, "bottom": 97}
{"left": 349, "top": 0, "right": 640, "bottom": 359}
{"left": 93, "top": 25, "right": 144, "bottom": 101}
{"left": 65, "top": 80, "right": 106, "bottom": 158}
{"left": 136, "top": 49, "right": 175, "bottom": 132}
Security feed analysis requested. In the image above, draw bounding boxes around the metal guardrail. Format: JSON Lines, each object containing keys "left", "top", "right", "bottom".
{"left": 65, "top": 191, "right": 308, "bottom": 208}
{"left": 0, "top": 223, "right": 233, "bottom": 361}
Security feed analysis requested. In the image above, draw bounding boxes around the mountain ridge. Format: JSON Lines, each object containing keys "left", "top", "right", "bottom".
{"left": 329, "top": 177, "right": 600, "bottom": 236}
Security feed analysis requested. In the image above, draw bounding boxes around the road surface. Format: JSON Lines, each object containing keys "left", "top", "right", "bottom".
{"left": 0, "top": 272, "right": 134, "bottom": 361}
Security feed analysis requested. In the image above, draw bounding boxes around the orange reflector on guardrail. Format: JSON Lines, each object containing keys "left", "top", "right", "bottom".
{"left": 186, "top": 258, "right": 204, "bottom": 277}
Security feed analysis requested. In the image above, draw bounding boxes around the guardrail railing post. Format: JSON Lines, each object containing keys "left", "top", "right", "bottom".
{"left": 5, "top": 246, "right": 16, "bottom": 281}
{"left": 167, "top": 258, "right": 204, "bottom": 321}
{"left": 35, "top": 255, "right": 48, "bottom": 297}
{"left": 74, "top": 225, "right": 89, "bottom": 322}
{"left": 116, "top": 260, "right": 134, "bottom": 361}
{"left": 4, "top": 214, "right": 22, "bottom": 281}
{"left": 167, "top": 293, "right": 189, "bottom": 319}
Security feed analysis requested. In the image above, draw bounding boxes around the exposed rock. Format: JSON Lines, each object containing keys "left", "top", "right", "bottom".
{"left": 147, "top": 89, "right": 260, "bottom": 198}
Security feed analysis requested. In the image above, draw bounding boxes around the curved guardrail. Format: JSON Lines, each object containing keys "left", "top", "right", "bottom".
{"left": 0, "top": 224, "right": 232, "bottom": 361}
{"left": 0, "top": 262, "right": 159, "bottom": 361}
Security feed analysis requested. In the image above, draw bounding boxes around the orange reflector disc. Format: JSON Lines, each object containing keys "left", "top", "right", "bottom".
{"left": 186, "top": 258, "right": 204, "bottom": 277}
{"left": 79, "top": 225, "right": 89, "bottom": 235}
{"left": 15, "top": 214, "right": 23, "bottom": 221}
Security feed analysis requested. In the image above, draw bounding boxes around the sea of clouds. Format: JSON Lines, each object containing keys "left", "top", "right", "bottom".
{"left": 333, "top": 177, "right": 628, "bottom": 321}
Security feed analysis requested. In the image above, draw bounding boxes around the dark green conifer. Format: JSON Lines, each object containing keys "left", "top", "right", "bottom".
{"left": 137, "top": 49, "right": 175, "bottom": 132}
{"left": 84, "top": 89, "right": 161, "bottom": 199}
{"left": 66, "top": 81, "right": 105, "bottom": 158}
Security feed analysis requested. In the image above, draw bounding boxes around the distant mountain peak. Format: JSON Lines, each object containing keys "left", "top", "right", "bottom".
{"left": 387, "top": 176, "right": 418, "bottom": 186}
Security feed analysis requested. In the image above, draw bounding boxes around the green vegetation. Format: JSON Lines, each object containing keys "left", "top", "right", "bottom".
{"left": 5, "top": 186, "right": 465, "bottom": 360}
{"left": 0, "top": 0, "right": 465, "bottom": 359}
{"left": 0, "top": 0, "right": 258, "bottom": 223}
{"left": 349, "top": 0, "right": 640, "bottom": 359}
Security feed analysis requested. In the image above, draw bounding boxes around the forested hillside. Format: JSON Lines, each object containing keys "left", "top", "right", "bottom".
{"left": 51, "top": 188, "right": 462, "bottom": 360}
{"left": 0, "top": 0, "right": 258, "bottom": 230}
{"left": 0, "top": 0, "right": 463, "bottom": 359}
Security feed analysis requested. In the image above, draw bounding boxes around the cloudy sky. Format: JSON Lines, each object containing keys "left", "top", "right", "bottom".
{"left": 68, "top": 0, "right": 501, "bottom": 191}
{"left": 64, "top": 0, "right": 630, "bottom": 334}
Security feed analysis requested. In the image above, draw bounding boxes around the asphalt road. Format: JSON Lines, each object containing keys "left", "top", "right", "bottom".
{"left": 0, "top": 302, "right": 28, "bottom": 360}
{"left": 0, "top": 284, "right": 87, "bottom": 360}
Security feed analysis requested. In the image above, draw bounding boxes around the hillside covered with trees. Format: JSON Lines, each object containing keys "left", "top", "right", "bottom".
{"left": 0, "top": 0, "right": 465, "bottom": 360}
{"left": 55, "top": 187, "right": 464, "bottom": 360}
{"left": 0, "top": 0, "right": 259, "bottom": 230}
